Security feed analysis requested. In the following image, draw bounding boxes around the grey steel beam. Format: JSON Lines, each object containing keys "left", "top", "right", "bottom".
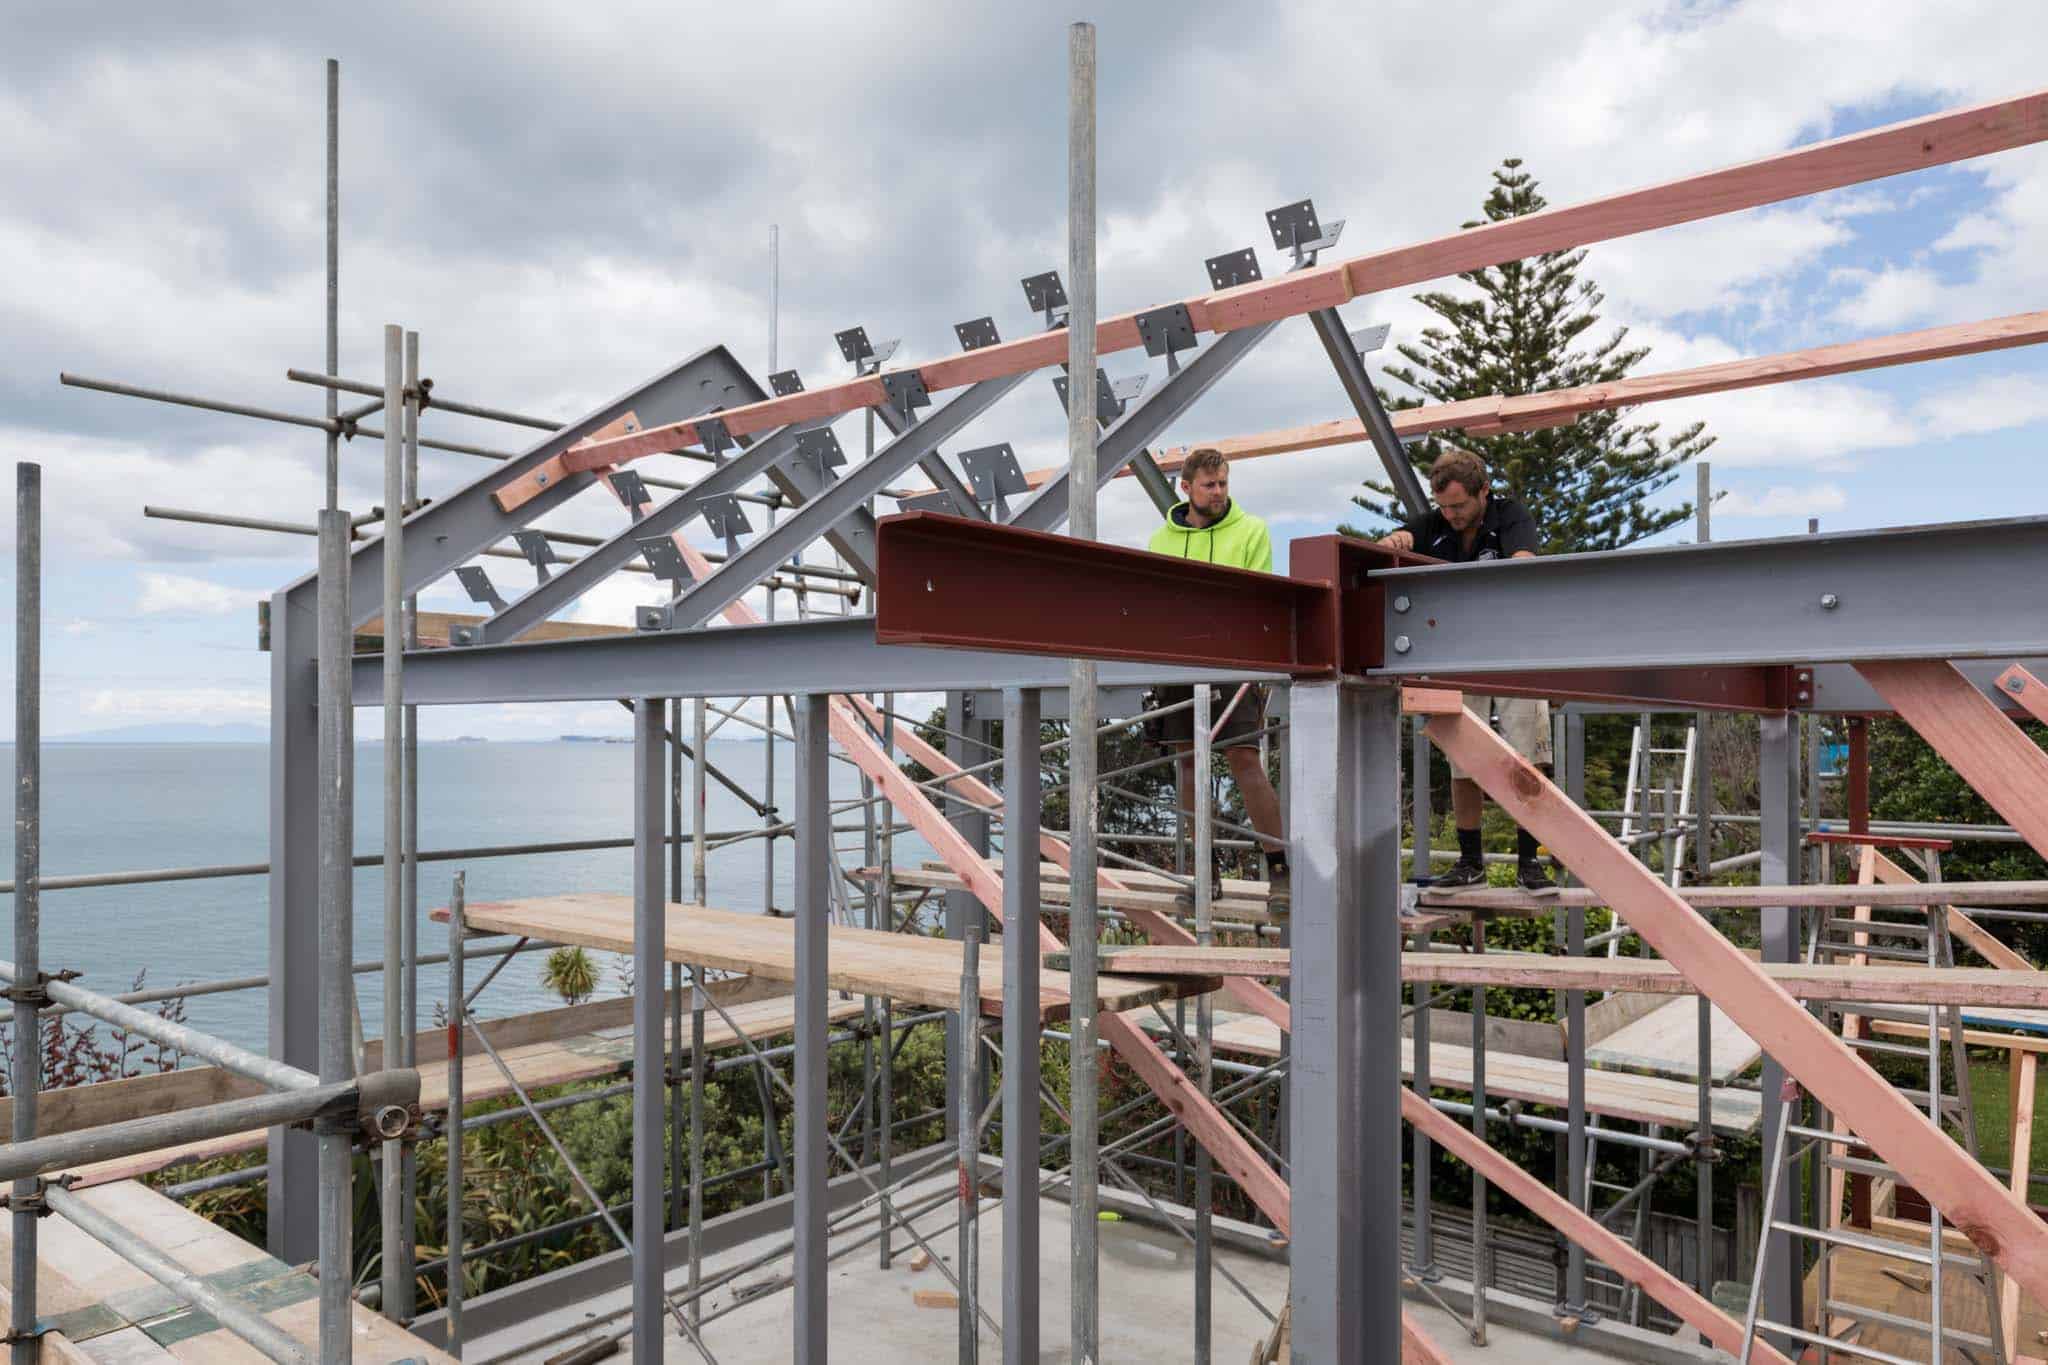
{"left": 1307, "top": 306, "right": 1430, "bottom": 520}
{"left": 475, "top": 421, "right": 814, "bottom": 643}
{"left": 1001, "top": 687, "right": 1042, "bottom": 1364}
{"left": 354, "top": 615, "right": 1284, "bottom": 706}
{"left": 759, "top": 442, "right": 880, "bottom": 581}
{"left": 1128, "top": 450, "right": 1178, "bottom": 515}
{"left": 793, "top": 694, "right": 831, "bottom": 1362}
{"left": 1006, "top": 318, "right": 1281, "bottom": 533}
{"left": 1373, "top": 515, "right": 2048, "bottom": 673}
{"left": 874, "top": 390, "right": 986, "bottom": 521}
{"left": 1803, "top": 659, "right": 2048, "bottom": 713}
{"left": 631, "top": 699, "right": 665, "bottom": 1365}
{"left": 1756, "top": 713, "right": 1804, "bottom": 1345}
{"left": 277, "top": 344, "right": 763, "bottom": 631}
{"left": 659, "top": 374, "right": 1027, "bottom": 630}
{"left": 1288, "top": 680, "right": 1403, "bottom": 1362}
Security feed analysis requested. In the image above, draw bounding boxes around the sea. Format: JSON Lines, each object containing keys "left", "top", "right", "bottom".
{"left": 0, "top": 739, "right": 928, "bottom": 1056}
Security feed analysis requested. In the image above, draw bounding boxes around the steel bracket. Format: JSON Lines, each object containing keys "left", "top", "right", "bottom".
{"left": 790, "top": 428, "right": 846, "bottom": 477}
{"left": 834, "top": 326, "right": 875, "bottom": 365}
{"left": 699, "top": 494, "right": 752, "bottom": 555}
{"left": 696, "top": 414, "right": 731, "bottom": 460}
{"left": 1134, "top": 302, "right": 1197, "bottom": 373}
{"left": 1204, "top": 247, "right": 1262, "bottom": 290}
{"left": 511, "top": 530, "right": 557, "bottom": 584}
{"left": 637, "top": 537, "right": 694, "bottom": 598}
{"left": 880, "top": 370, "right": 931, "bottom": 415}
{"left": 768, "top": 369, "right": 805, "bottom": 396}
{"left": 953, "top": 316, "right": 1001, "bottom": 352}
{"left": 1020, "top": 270, "right": 1069, "bottom": 328}
{"left": 607, "top": 469, "right": 653, "bottom": 519}
{"left": 1053, "top": 368, "right": 1138, "bottom": 427}
{"left": 1264, "top": 198, "right": 1346, "bottom": 264}
{"left": 453, "top": 565, "right": 508, "bottom": 614}
{"left": 957, "top": 443, "right": 1029, "bottom": 520}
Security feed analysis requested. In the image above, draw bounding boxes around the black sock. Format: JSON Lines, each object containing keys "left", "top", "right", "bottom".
{"left": 1266, "top": 848, "right": 1288, "bottom": 874}
{"left": 1517, "top": 828, "right": 1540, "bottom": 864}
{"left": 1457, "top": 827, "right": 1483, "bottom": 864}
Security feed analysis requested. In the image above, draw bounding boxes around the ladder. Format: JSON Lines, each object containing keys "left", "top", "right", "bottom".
{"left": 1613, "top": 716, "right": 1697, "bottom": 955}
{"left": 1740, "top": 847, "right": 2005, "bottom": 1363}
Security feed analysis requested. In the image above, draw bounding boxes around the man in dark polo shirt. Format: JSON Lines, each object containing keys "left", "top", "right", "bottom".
{"left": 1380, "top": 447, "right": 1554, "bottom": 890}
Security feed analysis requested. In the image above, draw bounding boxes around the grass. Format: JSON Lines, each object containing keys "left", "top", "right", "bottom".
{"left": 1967, "top": 1053, "right": 2048, "bottom": 1181}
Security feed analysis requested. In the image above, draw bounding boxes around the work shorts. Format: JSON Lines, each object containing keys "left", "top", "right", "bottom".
{"left": 1445, "top": 695, "right": 1552, "bottom": 777}
{"left": 1145, "top": 684, "right": 1269, "bottom": 751}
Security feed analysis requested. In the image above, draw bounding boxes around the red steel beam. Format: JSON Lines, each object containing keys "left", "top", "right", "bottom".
{"left": 875, "top": 516, "right": 1797, "bottom": 712}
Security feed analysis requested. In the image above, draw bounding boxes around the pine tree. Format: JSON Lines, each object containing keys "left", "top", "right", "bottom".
{"left": 1347, "top": 159, "right": 1711, "bottom": 552}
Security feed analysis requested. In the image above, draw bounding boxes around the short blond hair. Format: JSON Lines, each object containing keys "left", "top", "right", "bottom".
{"left": 1429, "top": 447, "right": 1487, "bottom": 497}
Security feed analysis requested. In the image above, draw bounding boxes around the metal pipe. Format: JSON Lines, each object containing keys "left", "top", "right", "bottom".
{"left": 445, "top": 873, "right": 465, "bottom": 1354}
{"left": 9, "top": 463, "right": 40, "bottom": 1365}
{"left": 689, "top": 700, "right": 707, "bottom": 1321}
{"left": 315, "top": 507, "right": 355, "bottom": 1364}
{"left": 0, "top": 1070, "right": 415, "bottom": 1186}
{"left": 956, "top": 926, "right": 982, "bottom": 1363}
{"left": 45, "top": 1182, "right": 314, "bottom": 1364}
{"left": 396, "top": 330, "right": 423, "bottom": 1323}
{"left": 0, "top": 959, "right": 315, "bottom": 1091}
{"left": 324, "top": 59, "right": 339, "bottom": 510}
{"left": 793, "top": 694, "right": 831, "bottom": 1361}
{"left": 1064, "top": 27, "right": 1101, "bottom": 1362}
{"left": 378, "top": 323, "right": 407, "bottom": 1322}
{"left": 1193, "top": 684, "right": 1215, "bottom": 1363}
{"left": 1001, "top": 688, "right": 1040, "bottom": 1361}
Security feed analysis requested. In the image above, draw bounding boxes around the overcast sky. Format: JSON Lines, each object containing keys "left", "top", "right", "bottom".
{"left": 3, "top": 1, "right": 2045, "bottom": 739}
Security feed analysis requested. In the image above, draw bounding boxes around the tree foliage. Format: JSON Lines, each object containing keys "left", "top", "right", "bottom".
{"left": 1348, "top": 158, "right": 1711, "bottom": 552}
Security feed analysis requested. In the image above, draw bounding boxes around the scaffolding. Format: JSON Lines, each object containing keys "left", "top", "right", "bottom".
{"left": 7, "top": 36, "right": 2048, "bottom": 1365}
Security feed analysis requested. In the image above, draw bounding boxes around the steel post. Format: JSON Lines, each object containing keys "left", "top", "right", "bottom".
{"left": 379, "top": 323, "right": 407, "bottom": 1321}
{"left": 315, "top": 508, "right": 355, "bottom": 1363}
{"left": 669, "top": 700, "right": 685, "bottom": 1238}
{"left": 1001, "top": 687, "right": 1042, "bottom": 1362}
{"left": 1066, "top": 24, "right": 1101, "bottom": 1361}
{"left": 1563, "top": 711, "right": 1589, "bottom": 1313}
{"left": 1470, "top": 916, "right": 1490, "bottom": 1345}
{"left": 794, "top": 694, "right": 831, "bottom": 1362}
{"left": 689, "top": 698, "right": 707, "bottom": 1321}
{"left": 10, "top": 463, "right": 40, "bottom": 1365}
{"left": 446, "top": 872, "right": 466, "bottom": 1355}
{"left": 1193, "top": 685, "right": 1214, "bottom": 1364}
{"left": 957, "top": 926, "right": 982, "bottom": 1363}
{"left": 631, "top": 698, "right": 665, "bottom": 1365}
{"left": 1756, "top": 712, "right": 1803, "bottom": 1340}
{"left": 1289, "top": 680, "right": 1401, "bottom": 1362}
{"left": 878, "top": 697, "right": 896, "bottom": 1270}
{"left": 324, "top": 60, "right": 339, "bottom": 511}
{"left": 396, "top": 326, "right": 422, "bottom": 1322}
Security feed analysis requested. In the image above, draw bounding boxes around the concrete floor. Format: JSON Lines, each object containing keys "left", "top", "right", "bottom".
{"left": 474, "top": 1168, "right": 1693, "bottom": 1363}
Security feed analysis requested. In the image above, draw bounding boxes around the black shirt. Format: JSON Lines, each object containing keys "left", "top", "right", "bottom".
{"left": 1401, "top": 494, "right": 1539, "bottom": 563}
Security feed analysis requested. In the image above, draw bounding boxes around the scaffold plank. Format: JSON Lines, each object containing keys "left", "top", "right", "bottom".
{"left": 1426, "top": 707, "right": 2048, "bottom": 1313}
{"left": 1415, "top": 878, "right": 2048, "bottom": 911}
{"left": 434, "top": 895, "right": 1195, "bottom": 1020}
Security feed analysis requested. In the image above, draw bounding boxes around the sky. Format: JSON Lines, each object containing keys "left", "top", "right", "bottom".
{"left": 2, "top": 0, "right": 2045, "bottom": 740}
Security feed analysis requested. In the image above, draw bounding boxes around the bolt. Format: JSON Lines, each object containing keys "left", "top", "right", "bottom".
{"left": 1797, "top": 691, "right": 1811, "bottom": 703}
{"left": 1393, "top": 594, "right": 1412, "bottom": 614}
{"left": 2008, "top": 677, "right": 2027, "bottom": 694}
{"left": 1820, "top": 593, "right": 1840, "bottom": 610}
{"left": 536, "top": 473, "right": 548, "bottom": 486}
{"left": 1393, "top": 635, "right": 1411, "bottom": 655}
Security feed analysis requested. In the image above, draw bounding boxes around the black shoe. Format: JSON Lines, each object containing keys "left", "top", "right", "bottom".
{"left": 1264, "top": 864, "right": 1290, "bottom": 920}
{"left": 1516, "top": 859, "right": 1556, "bottom": 892}
{"left": 1432, "top": 859, "right": 1487, "bottom": 889}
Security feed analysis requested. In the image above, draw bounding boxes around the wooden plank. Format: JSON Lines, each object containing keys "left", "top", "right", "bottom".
{"left": 1401, "top": 1312, "right": 1454, "bottom": 1365}
{"left": 1015, "top": 308, "right": 2048, "bottom": 492}
{"left": 1999, "top": 663, "right": 2048, "bottom": 726}
{"left": 1416, "top": 878, "right": 2048, "bottom": 911}
{"left": 1585, "top": 997, "right": 1759, "bottom": 1083}
{"left": 489, "top": 408, "right": 643, "bottom": 513}
{"left": 1401, "top": 952, "right": 2048, "bottom": 1006}
{"left": 2010, "top": 1051, "right": 2040, "bottom": 1351}
{"left": 1400, "top": 686, "right": 1464, "bottom": 716}
{"left": 1401, "top": 1088, "right": 1795, "bottom": 1365}
{"left": 877, "top": 865, "right": 1276, "bottom": 925}
{"left": 1048, "top": 945, "right": 1289, "bottom": 977}
{"left": 1857, "top": 659, "right": 2048, "bottom": 863}
{"left": 359, "top": 610, "right": 634, "bottom": 649}
{"left": 436, "top": 895, "right": 1187, "bottom": 1020}
{"left": 509, "top": 90, "right": 2048, "bottom": 509}
{"left": 1426, "top": 707, "right": 2048, "bottom": 1310}
{"left": 1867, "top": 847, "right": 2039, "bottom": 973}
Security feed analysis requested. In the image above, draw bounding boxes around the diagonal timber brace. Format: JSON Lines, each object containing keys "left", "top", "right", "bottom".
{"left": 1424, "top": 706, "right": 2048, "bottom": 1309}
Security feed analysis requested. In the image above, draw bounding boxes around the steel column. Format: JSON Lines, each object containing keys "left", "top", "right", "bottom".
{"left": 9, "top": 463, "right": 39, "bottom": 1365}
{"left": 794, "top": 694, "right": 831, "bottom": 1362}
{"left": 1756, "top": 712, "right": 1803, "bottom": 1341}
{"left": 1001, "top": 687, "right": 1042, "bottom": 1363}
{"left": 630, "top": 699, "right": 665, "bottom": 1364}
{"left": 315, "top": 509, "right": 355, "bottom": 1362}
{"left": 1563, "top": 712, "right": 1590, "bottom": 1314}
{"left": 445, "top": 872, "right": 466, "bottom": 1355}
{"left": 379, "top": 322, "right": 408, "bottom": 1322}
{"left": 1288, "top": 680, "right": 1402, "bottom": 1362}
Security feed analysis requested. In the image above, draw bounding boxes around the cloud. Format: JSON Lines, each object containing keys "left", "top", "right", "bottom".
{"left": 137, "top": 571, "right": 250, "bottom": 616}
{"left": 61, "top": 618, "right": 96, "bottom": 636}
{"left": 1829, "top": 265, "right": 1946, "bottom": 330}
{"left": 81, "top": 685, "right": 267, "bottom": 720}
{"left": 1912, "top": 371, "right": 2048, "bottom": 437}
{"left": 1713, "top": 483, "right": 1848, "bottom": 519}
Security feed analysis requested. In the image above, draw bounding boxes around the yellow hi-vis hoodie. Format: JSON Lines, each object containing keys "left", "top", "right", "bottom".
{"left": 1145, "top": 498, "right": 1273, "bottom": 573}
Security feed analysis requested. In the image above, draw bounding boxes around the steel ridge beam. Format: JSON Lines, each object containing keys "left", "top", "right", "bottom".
{"left": 509, "top": 88, "right": 2048, "bottom": 509}
{"left": 1372, "top": 514, "right": 2048, "bottom": 674}
{"left": 474, "top": 420, "right": 814, "bottom": 644}
{"left": 350, "top": 615, "right": 1286, "bottom": 706}
{"left": 659, "top": 373, "right": 1029, "bottom": 631}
